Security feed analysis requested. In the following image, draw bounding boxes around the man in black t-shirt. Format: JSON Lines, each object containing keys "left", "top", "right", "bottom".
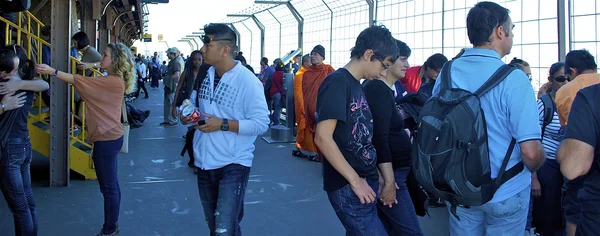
{"left": 314, "top": 25, "right": 399, "bottom": 235}
{"left": 557, "top": 84, "right": 600, "bottom": 236}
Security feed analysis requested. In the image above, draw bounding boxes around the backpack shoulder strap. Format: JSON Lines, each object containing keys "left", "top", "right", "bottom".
{"left": 439, "top": 60, "right": 454, "bottom": 91}
{"left": 540, "top": 94, "right": 555, "bottom": 131}
{"left": 474, "top": 65, "right": 517, "bottom": 97}
{"left": 494, "top": 138, "right": 524, "bottom": 188}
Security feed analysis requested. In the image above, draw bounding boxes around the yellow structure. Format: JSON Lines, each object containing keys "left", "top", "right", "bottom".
{"left": 1, "top": 11, "right": 98, "bottom": 180}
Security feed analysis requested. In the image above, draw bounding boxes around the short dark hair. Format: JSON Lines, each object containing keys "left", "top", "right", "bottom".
{"left": 466, "top": 1, "right": 511, "bottom": 47}
{"left": 509, "top": 57, "right": 529, "bottom": 67}
{"left": 4, "top": 45, "right": 36, "bottom": 80}
{"left": 0, "top": 49, "right": 17, "bottom": 74}
{"left": 203, "top": 23, "right": 238, "bottom": 56}
{"left": 549, "top": 62, "right": 565, "bottom": 77}
{"left": 350, "top": 25, "right": 398, "bottom": 61}
{"left": 41, "top": 25, "right": 51, "bottom": 37}
{"left": 565, "top": 49, "right": 597, "bottom": 73}
{"left": 396, "top": 40, "right": 411, "bottom": 58}
{"left": 261, "top": 57, "right": 269, "bottom": 64}
{"left": 424, "top": 53, "right": 448, "bottom": 71}
{"left": 71, "top": 31, "right": 91, "bottom": 50}
{"left": 302, "top": 54, "right": 310, "bottom": 63}
{"left": 275, "top": 63, "right": 285, "bottom": 71}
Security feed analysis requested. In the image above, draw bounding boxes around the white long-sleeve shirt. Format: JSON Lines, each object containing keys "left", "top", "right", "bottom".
{"left": 190, "top": 61, "right": 270, "bottom": 170}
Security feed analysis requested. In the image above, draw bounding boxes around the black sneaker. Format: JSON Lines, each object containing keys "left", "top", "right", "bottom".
{"left": 307, "top": 155, "right": 320, "bottom": 162}
{"left": 292, "top": 149, "right": 306, "bottom": 158}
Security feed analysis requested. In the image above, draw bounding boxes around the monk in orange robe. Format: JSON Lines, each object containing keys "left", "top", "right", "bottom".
{"left": 292, "top": 54, "right": 315, "bottom": 158}
{"left": 302, "top": 45, "right": 335, "bottom": 162}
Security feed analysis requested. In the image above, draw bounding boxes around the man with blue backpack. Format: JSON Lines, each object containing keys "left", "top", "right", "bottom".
{"left": 412, "top": 2, "right": 546, "bottom": 235}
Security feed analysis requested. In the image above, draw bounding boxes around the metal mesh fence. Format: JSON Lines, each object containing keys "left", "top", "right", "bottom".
{"left": 215, "top": 0, "right": 590, "bottom": 90}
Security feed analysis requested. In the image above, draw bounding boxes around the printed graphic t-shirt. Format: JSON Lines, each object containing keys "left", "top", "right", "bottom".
{"left": 316, "top": 68, "right": 378, "bottom": 192}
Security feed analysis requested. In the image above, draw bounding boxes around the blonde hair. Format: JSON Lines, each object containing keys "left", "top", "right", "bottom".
{"left": 107, "top": 43, "right": 136, "bottom": 94}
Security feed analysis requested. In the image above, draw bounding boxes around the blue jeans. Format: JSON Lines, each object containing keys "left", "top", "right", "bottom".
{"left": 327, "top": 178, "right": 387, "bottom": 236}
{"left": 197, "top": 164, "right": 251, "bottom": 236}
{"left": 270, "top": 93, "right": 282, "bottom": 125}
{"left": 377, "top": 167, "right": 423, "bottom": 235}
{"left": 0, "top": 138, "right": 37, "bottom": 236}
{"left": 93, "top": 136, "right": 124, "bottom": 235}
{"left": 448, "top": 185, "right": 531, "bottom": 236}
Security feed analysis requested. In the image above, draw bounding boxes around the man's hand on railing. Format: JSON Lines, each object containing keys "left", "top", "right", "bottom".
{"left": 0, "top": 75, "right": 22, "bottom": 95}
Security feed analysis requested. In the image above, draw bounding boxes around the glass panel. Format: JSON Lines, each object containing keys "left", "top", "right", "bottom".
{"left": 539, "top": 0, "right": 558, "bottom": 19}
{"left": 572, "top": 0, "right": 595, "bottom": 16}
{"left": 521, "top": 21, "right": 540, "bottom": 45}
{"left": 539, "top": 19, "right": 558, "bottom": 44}
{"left": 572, "top": 15, "right": 597, "bottom": 42}
{"left": 521, "top": 0, "right": 540, "bottom": 22}
{"left": 539, "top": 44, "right": 559, "bottom": 69}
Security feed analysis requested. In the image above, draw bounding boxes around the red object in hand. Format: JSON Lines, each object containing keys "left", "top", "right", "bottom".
{"left": 182, "top": 106, "right": 201, "bottom": 123}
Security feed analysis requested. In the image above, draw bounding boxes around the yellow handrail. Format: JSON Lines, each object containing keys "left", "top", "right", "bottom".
{"left": 1, "top": 11, "right": 96, "bottom": 148}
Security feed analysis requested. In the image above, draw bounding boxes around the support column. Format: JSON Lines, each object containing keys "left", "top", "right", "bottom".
{"left": 286, "top": 2, "right": 303, "bottom": 50}
{"left": 365, "top": 0, "right": 374, "bottom": 26}
{"left": 321, "top": 0, "right": 333, "bottom": 60}
{"left": 99, "top": 14, "right": 108, "bottom": 53}
{"left": 228, "top": 23, "right": 241, "bottom": 51}
{"left": 558, "top": 0, "right": 568, "bottom": 61}
{"left": 267, "top": 9, "right": 281, "bottom": 56}
{"left": 81, "top": 0, "right": 97, "bottom": 48}
{"left": 50, "top": 0, "right": 72, "bottom": 187}
{"left": 250, "top": 15, "right": 265, "bottom": 61}
{"left": 241, "top": 21, "right": 253, "bottom": 66}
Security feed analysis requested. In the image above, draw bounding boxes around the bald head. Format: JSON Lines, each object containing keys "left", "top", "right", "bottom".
{"left": 302, "top": 54, "right": 311, "bottom": 68}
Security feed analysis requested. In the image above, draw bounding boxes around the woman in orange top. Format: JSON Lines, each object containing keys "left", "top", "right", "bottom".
{"left": 36, "top": 43, "right": 135, "bottom": 236}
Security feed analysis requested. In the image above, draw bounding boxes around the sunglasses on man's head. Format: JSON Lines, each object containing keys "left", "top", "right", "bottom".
{"left": 201, "top": 35, "right": 233, "bottom": 44}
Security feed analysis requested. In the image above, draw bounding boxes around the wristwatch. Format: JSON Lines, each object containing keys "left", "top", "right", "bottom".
{"left": 221, "top": 118, "right": 229, "bottom": 131}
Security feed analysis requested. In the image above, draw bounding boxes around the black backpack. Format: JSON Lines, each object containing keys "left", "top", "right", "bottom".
{"left": 412, "top": 61, "right": 524, "bottom": 219}
{"left": 539, "top": 94, "right": 555, "bottom": 138}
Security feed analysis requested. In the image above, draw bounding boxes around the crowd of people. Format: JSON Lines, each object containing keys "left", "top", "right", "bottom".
{"left": 3, "top": 1, "right": 600, "bottom": 235}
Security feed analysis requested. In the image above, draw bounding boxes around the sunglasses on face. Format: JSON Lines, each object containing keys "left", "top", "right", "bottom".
{"left": 201, "top": 35, "right": 233, "bottom": 44}
{"left": 554, "top": 75, "right": 568, "bottom": 83}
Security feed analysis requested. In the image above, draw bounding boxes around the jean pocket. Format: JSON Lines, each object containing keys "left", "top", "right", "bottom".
{"left": 487, "top": 190, "right": 526, "bottom": 218}
{"left": 328, "top": 185, "right": 350, "bottom": 213}
{"left": 1, "top": 144, "right": 28, "bottom": 167}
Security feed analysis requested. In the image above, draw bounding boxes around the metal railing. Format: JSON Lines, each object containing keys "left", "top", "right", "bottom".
{"left": 1, "top": 11, "right": 97, "bottom": 147}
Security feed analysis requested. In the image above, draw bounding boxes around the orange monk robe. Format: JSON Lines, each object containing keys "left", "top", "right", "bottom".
{"left": 293, "top": 66, "right": 316, "bottom": 152}
{"left": 302, "top": 64, "right": 335, "bottom": 133}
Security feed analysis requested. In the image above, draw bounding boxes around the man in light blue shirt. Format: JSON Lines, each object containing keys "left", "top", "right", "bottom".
{"left": 431, "top": 2, "right": 545, "bottom": 235}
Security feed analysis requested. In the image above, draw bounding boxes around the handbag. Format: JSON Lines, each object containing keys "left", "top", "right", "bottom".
{"left": 120, "top": 99, "right": 130, "bottom": 154}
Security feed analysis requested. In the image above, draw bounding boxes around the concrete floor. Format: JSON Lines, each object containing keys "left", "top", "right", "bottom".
{"left": 0, "top": 84, "right": 449, "bottom": 236}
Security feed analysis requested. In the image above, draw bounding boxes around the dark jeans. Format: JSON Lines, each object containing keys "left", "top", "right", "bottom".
{"left": 377, "top": 167, "right": 423, "bottom": 235}
{"left": 531, "top": 159, "right": 565, "bottom": 235}
{"left": 93, "top": 136, "right": 124, "bottom": 235}
{"left": 135, "top": 80, "right": 148, "bottom": 98}
{"left": 270, "top": 93, "right": 282, "bottom": 125}
{"left": 563, "top": 175, "right": 585, "bottom": 225}
{"left": 197, "top": 164, "right": 250, "bottom": 236}
{"left": 327, "top": 178, "right": 387, "bottom": 236}
{"left": 0, "top": 138, "right": 37, "bottom": 236}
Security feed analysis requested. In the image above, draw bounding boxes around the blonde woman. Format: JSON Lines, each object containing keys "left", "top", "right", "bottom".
{"left": 36, "top": 43, "right": 136, "bottom": 236}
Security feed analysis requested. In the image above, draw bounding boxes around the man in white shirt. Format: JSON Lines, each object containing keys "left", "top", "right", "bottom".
{"left": 135, "top": 59, "right": 148, "bottom": 99}
{"left": 181, "top": 23, "right": 269, "bottom": 235}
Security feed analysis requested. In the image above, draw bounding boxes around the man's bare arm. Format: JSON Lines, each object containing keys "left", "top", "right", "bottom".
{"left": 557, "top": 139, "right": 595, "bottom": 180}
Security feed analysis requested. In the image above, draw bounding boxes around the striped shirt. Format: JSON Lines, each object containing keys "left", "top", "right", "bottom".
{"left": 537, "top": 98, "right": 562, "bottom": 159}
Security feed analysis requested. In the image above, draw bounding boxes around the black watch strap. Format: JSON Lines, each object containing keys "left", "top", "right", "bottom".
{"left": 221, "top": 118, "right": 229, "bottom": 131}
